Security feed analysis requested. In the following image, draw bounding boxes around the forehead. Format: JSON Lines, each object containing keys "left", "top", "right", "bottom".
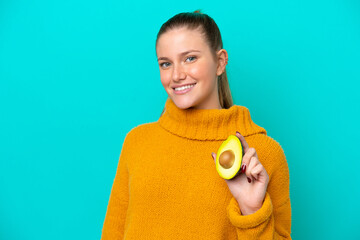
{"left": 156, "top": 27, "right": 208, "bottom": 55}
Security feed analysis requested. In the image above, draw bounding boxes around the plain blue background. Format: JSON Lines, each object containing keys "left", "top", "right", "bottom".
{"left": 1, "top": 0, "right": 359, "bottom": 239}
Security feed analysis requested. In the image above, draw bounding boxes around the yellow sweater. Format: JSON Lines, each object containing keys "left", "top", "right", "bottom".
{"left": 101, "top": 98, "right": 292, "bottom": 239}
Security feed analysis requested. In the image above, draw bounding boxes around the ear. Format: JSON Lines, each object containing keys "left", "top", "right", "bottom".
{"left": 216, "top": 49, "right": 228, "bottom": 76}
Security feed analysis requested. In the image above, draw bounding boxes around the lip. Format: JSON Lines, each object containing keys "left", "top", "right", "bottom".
{"left": 172, "top": 83, "right": 196, "bottom": 95}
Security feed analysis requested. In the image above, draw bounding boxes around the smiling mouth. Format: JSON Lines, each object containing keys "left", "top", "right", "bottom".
{"left": 173, "top": 83, "right": 196, "bottom": 91}
{"left": 172, "top": 83, "right": 196, "bottom": 95}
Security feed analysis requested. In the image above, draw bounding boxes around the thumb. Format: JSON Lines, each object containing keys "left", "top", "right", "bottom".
{"left": 211, "top": 152, "right": 216, "bottom": 163}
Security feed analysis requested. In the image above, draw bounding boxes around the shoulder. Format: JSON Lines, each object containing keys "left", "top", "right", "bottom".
{"left": 246, "top": 134, "right": 289, "bottom": 177}
{"left": 123, "top": 121, "right": 160, "bottom": 143}
{"left": 250, "top": 134, "right": 285, "bottom": 159}
{"left": 118, "top": 122, "right": 159, "bottom": 157}
{"left": 246, "top": 133, "right": 285, "bottom": 155}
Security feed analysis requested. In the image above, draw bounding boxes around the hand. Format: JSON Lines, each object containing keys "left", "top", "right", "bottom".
{"left": 211, "top": 131, "right": 269, "bottom": 215}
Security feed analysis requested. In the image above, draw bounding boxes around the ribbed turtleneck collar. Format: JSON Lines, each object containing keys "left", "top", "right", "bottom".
{"left": 158, "top": 98, "right": 267, "bottom": 141}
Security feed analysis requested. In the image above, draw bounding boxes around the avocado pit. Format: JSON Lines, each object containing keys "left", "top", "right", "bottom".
{"left": 219, "top": 150, "right": 235, "bottom": 169}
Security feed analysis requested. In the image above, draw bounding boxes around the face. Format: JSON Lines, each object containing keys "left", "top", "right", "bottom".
{"left": 156, "top": 27, "right": 228, "bottom": 110}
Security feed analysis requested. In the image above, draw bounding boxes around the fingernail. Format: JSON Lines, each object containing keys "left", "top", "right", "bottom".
{"left": 236, "top": 131, "right": 240, "bottom": 135}
{"left": 211, "top": 152, "right": 215, "bottom": 159}
{"left": 247, "top": 177, "right": 251, "bottom": 183}
{"left": 241, "top": 164, "right": 246, "bottom": 173}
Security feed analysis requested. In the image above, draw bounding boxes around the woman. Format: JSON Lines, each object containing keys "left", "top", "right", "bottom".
{"left": 101, "top": 10, "right": 291, "bottom": 239}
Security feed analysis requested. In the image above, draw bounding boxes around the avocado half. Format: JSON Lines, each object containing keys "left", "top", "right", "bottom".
{"left": 215, "top": 135, "right": 243, "bottom": 180}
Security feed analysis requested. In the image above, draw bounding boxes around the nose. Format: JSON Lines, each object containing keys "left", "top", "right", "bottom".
{"left": 172, "top": 63, "right": 186, "bottom": 82}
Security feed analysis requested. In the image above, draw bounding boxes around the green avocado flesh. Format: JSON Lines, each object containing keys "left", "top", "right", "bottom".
{"left": 215, "top": 135, "right": 243, "bottom": 180}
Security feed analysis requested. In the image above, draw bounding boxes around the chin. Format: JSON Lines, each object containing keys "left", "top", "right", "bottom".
{"left": 170, "top": 96, "right": 198, "bottom": 110}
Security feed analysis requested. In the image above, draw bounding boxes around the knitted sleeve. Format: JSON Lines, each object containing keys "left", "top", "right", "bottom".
{"left": 226, "top": 137, "right": 292, "bottom": 239}
{"left": 101, "top": 130, "right": 135, "bottom": 240}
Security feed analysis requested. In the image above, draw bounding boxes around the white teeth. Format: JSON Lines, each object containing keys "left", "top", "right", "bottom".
{"left": 174, "top": 84, "right": 195, "bottom": 91}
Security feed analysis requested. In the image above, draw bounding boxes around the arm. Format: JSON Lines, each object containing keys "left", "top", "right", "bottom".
{"left": 101, "top": 132, "right": 133, "bottom": 240}
{"left": 226, "top": 139, "right": 292, "bottom": 239}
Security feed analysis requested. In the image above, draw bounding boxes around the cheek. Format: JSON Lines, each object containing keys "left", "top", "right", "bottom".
{"left": 160, "top": 72, "right": 171, "bottom": 87}
{"left": 188, "top": 63, "right": 203, "bottom": 77}
{"left": 189, "top": 63, "right": 217, "bottom": 88}
{"left": 189, "top": 61, "right": 216, "bottom": 79}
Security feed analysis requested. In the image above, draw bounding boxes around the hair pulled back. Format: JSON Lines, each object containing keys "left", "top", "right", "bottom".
{"left": 156, "top": 10, "right": 233, "bottom": 112}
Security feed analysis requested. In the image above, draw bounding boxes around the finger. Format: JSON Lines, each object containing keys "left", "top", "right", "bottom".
{"left": 236, "top": 131, "right": 249, "bottom": 154}
{"left": 241, "top": 147, "right": 257, "bottom": 170}
{"left": 250, "top": 162, "right": 263, "bottom": 181}
{"left": 246, "top": 156, "right": 259, "bottom": 181}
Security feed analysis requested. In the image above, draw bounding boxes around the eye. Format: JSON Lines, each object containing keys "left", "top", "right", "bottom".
{"left": 186, "top": 56, "right": 196, "bottom": 62}
{"left": 160, "top": 62, "right": 170, "bottom": 68}
{"left": 159, "top": 56, "right": 196, "bottom": 69}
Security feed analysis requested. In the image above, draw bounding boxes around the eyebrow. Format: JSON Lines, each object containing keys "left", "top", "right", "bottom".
{"left": 157, "top": 50, "right": 201, "bottom": 61}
